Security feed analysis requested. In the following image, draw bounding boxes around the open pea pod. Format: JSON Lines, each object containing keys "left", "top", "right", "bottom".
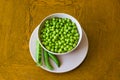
{"left": 48, "top": 53, "right": 60, "bottom": 67}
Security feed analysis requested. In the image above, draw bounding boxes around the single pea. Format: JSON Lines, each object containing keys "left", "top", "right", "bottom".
{"left": 55, "top": 18, "right": 59, "bottom": 22}
{"left": 58, "top": 49, "right": 62, "bottom": 53}
{"left": 66, "top": 23, "right": 69, "bottom": 26}
{"left": 61, "top": 40, "right": 65, "bottom": 44}
{"left": 68, "top": 46, "right": 73, "bottom": 51}
{"left": 56, "top": 29, "right": 59, "bottom": 33}
{"left": 56, "top": 42, "right": 59, "bottom": 46}
{"left": 64, "top": 47, "right": 67, "bottom": 51}
{"left": 60, "top": 23, "right": 63, "bottom": 26}
{"left": 50, "top": 22, "right": 53, "bottom": 26}
{"left": 51, "top": 28, "right": 54, "bottom": 31}
{"left": 64, "top": 25, "right": 67, "bottom": 29}
{"left": 51, "top": 48, "right": 54, "bottom": 52}
{"left": 62, "top": 19, "right": 65, "bottom": 23}
{"left": 68, "top": 48, "right": 71, "bottom": 51}
{"left": 67, "top": 34, "right": 71, "bottom": 37}
{"left": 61, "top": 45, "right": 64, "bottom": 49}
{"left": 59, "top": 18, "right": 62, "bottom": 22}
{"left": 52, "top": 18, "right": 55, "bottom": 21}
{"left": 58, "top": 41, "right": 62, "bottom": 45}
{"left": 69, "top": 43, "right": 73, "bottom": 46}
{"left": 73, "top": 43, "right": 77, "bottom": 47}
{"left": 56, "top": 25, "right": 59, "bottom": 28}
{"left": 42, "top": 42, "right": 45, "bottom": 45}
{"left": 73, "top": 25, "right": 77, "bottom": 29}
{"left": 68, "top": 27, "right": 71, "bottom": 30}
{"left": 71, "top": 22, "right": 75, "bottom": 26}
{"left": 66, "top": 45, "right": 69, "bottom": 49}
{"left": 53, "top": 36, "right": 57, "bottom": 40}
{"left": 75, "top": 30, "right": 78, "bottom": 33}
{"left": 55, "top": 49, "right": 58, "bottom": 52}
{"left": 71, "top": 29, "right": 75, "bottom": 33}
{"left": 60, "top": 36, "right": 64, "bottom": 40}
{"left": 63, "top": 43, "right": 67, "bottom": 46}
{"left": 68, "top": 22, "right": 72, "bottom": 26}
{"left": 55, "top": 45, "right": 58, "bottom": 49}
{"left": 42, "top": 35, "right": 46, "bottom": 38}
{"left": 59, "top": 31, "right": 62, "bottom": 35}
{"left": 76, "top": 36, "right": 79, "bottom": 40}
{"left": 51, "top": 45, "right": 55, "bottom": 49}
{"left": 70, "top": 39, "right": 74, "bottom": 42}
{"left": 63, "top": 32, "right": 66, "bottom": 34}
{"left": 65, "top": 29, "right": 69, "bottom": 33}
{"left": 45, "top": 20, "right": 49, "bottom": 23}
{"left": 75, "top": 33, "right": 79, "bottom": 36}
{"left": 45, "top": 23, "right": 49, "bottom": 27}
{"left": 46, "top": 46, "right": 50, "bottom": 50}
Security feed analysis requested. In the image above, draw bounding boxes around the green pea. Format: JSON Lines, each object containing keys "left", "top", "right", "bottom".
{"left": 52, "top": 39, "right": 55, "bottom": 42}
{"left": 63, "top": 43, "right": 67, "bottom": 46}
{"left": 46, "top": 46, "right": 50, "bottom": 50}
{"left": 52, "top": 18, "right": 55, "bottom": 21}
{"left": 71, "top": 22, "right": 75, "bottom": 26}
{"left": 55, "top": 49, "right": 58, "bottom": 52}
{"left": 61, "top": 45, "right": 64, "bottom": 49}
{"left": 60, "top": 23, "right": 63, "bottom": 26}
{"left": 73, "top": 25, "right": 77, "bottom": 29}
{"left": 66, "top": 23, "right": 69, "bottom": 26}
{"left": 59, "top": 18, "right": 62, "bottom": 22}
{"left": 67, "top": 34, "right": 70, "bottom": 37}
{"left": 64, "top": 47, "right": 67, "bottom": 51}
{"left": 73, "top": 43, "right": 77, "bottom": 47}
{"left": 75, "top": 33, "right": 79, "bottom": 36}
{"left": 63, "top": 32, "right": 66, "bottom": 34}
{"left": 56, "top": 43, "right": 59, "bottom": 46}
{"left": 62, "top": 20, "right": 65, "bottom": 23}
{"left": 56, "top": 29, "right": 59, "bottom": 33}
{"left": 69, "top": 43, "right": 73, "bottom": 46}
{"left": 68, "top": 27, "right": 71, "bottom": 30}
{"left": 58, "top": 49, "right": 62, "bottom": 53}
{"left": 51, "top": 48, "right": 54, "bottom": 52}
{"left": 45, "top": 20, "right": 49, "bottom": 24}
{"left": 55, "top": 45, "right": 58, "bottom": 49}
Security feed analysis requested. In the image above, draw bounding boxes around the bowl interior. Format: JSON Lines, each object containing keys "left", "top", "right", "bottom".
{"left": 38, "top": 13, "right": 82, "bottom": 55}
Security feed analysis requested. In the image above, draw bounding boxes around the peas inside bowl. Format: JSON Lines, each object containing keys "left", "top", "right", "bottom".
{"left": 38, "top": 13, "right": 82, "bottom": 55}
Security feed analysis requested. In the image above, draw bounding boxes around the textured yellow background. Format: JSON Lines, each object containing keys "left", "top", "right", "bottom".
{"left": 0, "top": 0, "right": 120, "bottom": 80}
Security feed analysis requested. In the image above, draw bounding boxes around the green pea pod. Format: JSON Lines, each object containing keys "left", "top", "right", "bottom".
{"left": 36, "top": 40, "right": 42, "bottom": 66}
{"left": 44, "top": 50, "right": 54, "bottom": 70}
{"left": 48, "top": 53, "right": 60, "bottom": 67}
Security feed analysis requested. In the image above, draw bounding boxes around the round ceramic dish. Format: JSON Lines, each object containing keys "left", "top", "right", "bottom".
{"left": 38, "top": 13, "right": 82, "bottom": 55}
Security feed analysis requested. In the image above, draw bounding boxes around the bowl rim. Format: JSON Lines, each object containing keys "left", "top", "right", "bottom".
{"left": 38, "top": 13, "right": 82, "bottom": 55}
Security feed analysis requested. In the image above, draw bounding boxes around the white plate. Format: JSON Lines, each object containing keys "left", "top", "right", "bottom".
{"left": 29, "top": 26, "right": 89, "bottom": 73}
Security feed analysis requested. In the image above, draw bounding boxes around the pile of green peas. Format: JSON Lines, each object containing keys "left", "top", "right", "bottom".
{"left": 40, "top": 17, "right": 79, "bottom": 53}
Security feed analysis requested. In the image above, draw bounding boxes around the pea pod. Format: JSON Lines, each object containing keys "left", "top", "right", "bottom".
{"left": 36, "top": 40, "right": 42, "bottom": 66}
{"left": 48, "top": 53, "right": 60, "bottom": 67}
{"left": 44, "top": 50, "right": 54, "bottom": 70}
